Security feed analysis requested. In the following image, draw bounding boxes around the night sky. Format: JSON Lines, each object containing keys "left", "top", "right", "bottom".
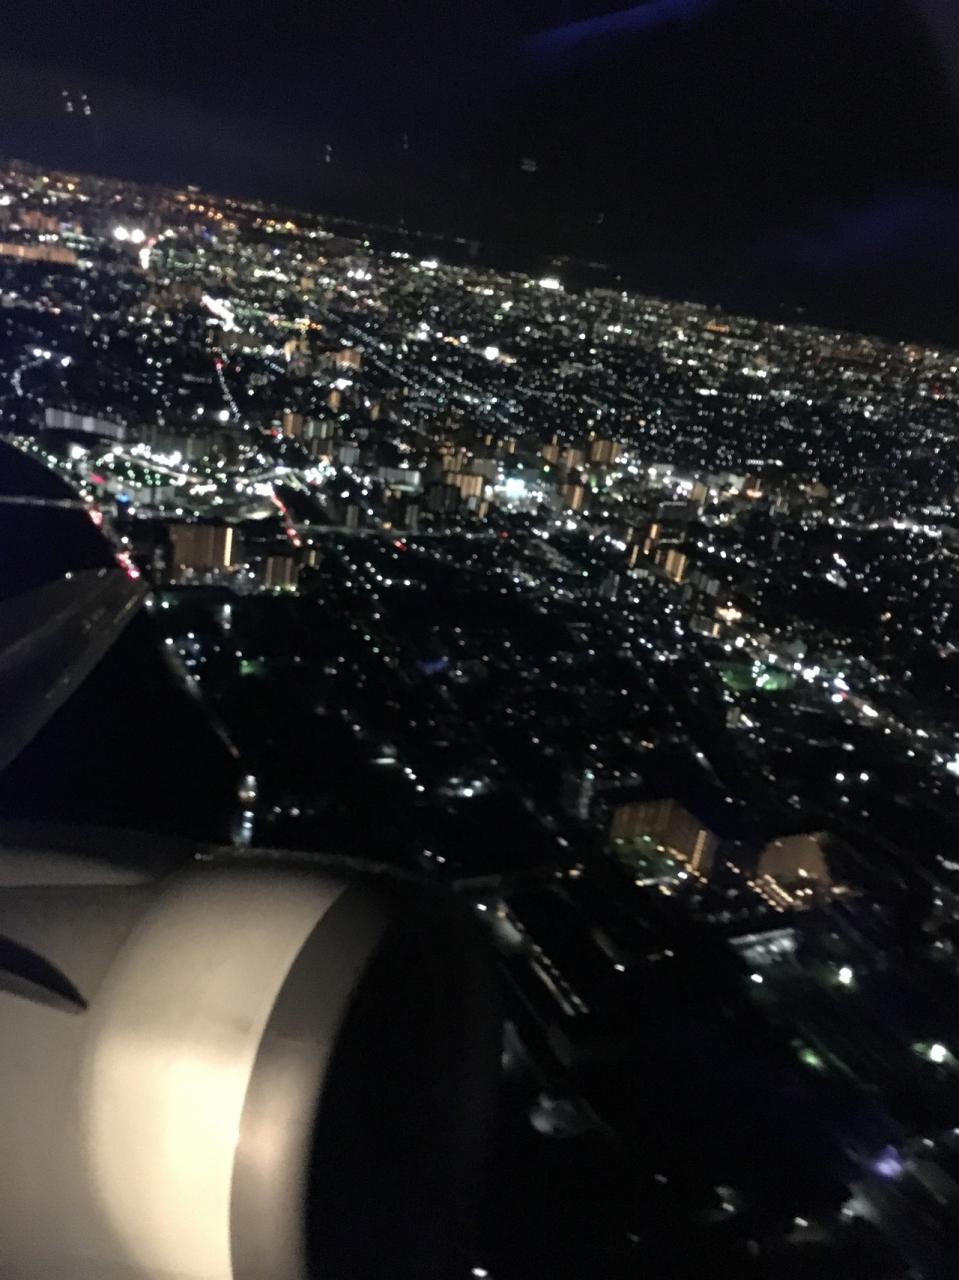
{"left": 3, "top": 0, "right": 959, "bottom": 342}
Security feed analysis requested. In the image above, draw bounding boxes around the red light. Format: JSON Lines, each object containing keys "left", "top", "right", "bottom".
{"left": 88, "top": 507, "right": 103, "bottom": 527}
{"left": 115, "top": 551, "right": 140, "bottom": 580}
{"left": 393, "top": 539, "right": 407, "bottom": 550}
{"left": 499, "top": 531, "right": 509, "bottom": 539}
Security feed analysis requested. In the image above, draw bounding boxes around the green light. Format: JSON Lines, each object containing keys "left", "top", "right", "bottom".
{"left": 799, "top": 1046, "right": 826, "bottom": 1072}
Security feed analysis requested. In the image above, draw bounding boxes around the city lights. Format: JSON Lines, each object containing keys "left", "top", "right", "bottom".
{"left": 4, "top": 153, "right": 959, "bottom": 1279}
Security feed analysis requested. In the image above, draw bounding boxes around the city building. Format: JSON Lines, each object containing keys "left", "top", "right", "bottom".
{"left": 756, "top": 833, "right": 833, "bottom": 899}
{"left": 0, "top": 241, "right": 76, "bottom": 265}
{"left": 589, "top": 438, "right": 622, "bottom": 466}
{"left": 261, "top": 554, "right": 299, "bottom": 590}
{"left": 168, "top": 523, "right": 239, "bottom": 579}
{"left": 281, "top": 410, "right": 304, "bottom": 438}
{"left": 610, "top": 798, "right": 717, "bottom": 875}
{"left": 562, "top": 766, "right": 595, "bottom": 821}
{"left": 560, "top": 480, "right": 585, "bottom": 511}
{"left": 660, "top": 547, "right": 688, "bottom": 584}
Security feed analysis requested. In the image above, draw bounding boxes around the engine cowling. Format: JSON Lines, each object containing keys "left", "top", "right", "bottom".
{"left": 0, "top": 846, "right": 499, "bottom": 1280}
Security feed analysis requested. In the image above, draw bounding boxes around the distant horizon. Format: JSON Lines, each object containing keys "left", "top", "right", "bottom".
{"left": 4, "top": 1, "right": 959, "bottom": 350}
{"left": 6, "top": 150, "right": 958, "bottom": 358}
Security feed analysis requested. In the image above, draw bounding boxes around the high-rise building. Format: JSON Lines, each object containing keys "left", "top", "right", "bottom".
{"left": 589, "top": 438, "right": 622, "bottom": 466}
{"left": 439, "top": 445, "right": 468, "bottom": 474}
{"left": 332, "top": 347, "right": 362, "bottom": 371}
{"left": 757, "top": 834, "right": 832, "bottom": 893}
{"left": 0, "top": 241, "right": 76, "bottom": 265}
{"left": 661, "top": 548, "right": 688, "bottom": 584}
{"left": 599, "top": 570, "right": 620, "bottom": 600}
{"left": 656, "top": 499, "right": 698, "bottom": 527}
{"left": 610, "top": 798, "right": 716, "bottom": 875}
{"left": 18, "top": 209, "right": 58, "bottom": 233}
{"left": 262, "top": 554, "right": 299, "bottom": 590}
{"left": 425, "top": 482, "right": 460, "bottom": 514}
{"left": 454, "top": 473, "right": 485, "bottom": 500}
{"left": 281, "top": 410, "right": 304, "bottom": 438}
{"left": 560, "top": 481, "right": 585, "bottom": 511}
{"left": 643, "top": 522, "right": 661, "bottom": 557}
{"left": 304, "top": 416, "right": 335, "bottom": 443}
{"left": 168, "top": 523, "right": 239, "bottom": 580}
{"left": 44, "top": 407, "right": 125, "bottom": 442}
{"left": 283, "top": 334, "right": 311, "bottom": 363}
{"left": 562, "top": 767, "right": 595, "bottom": 821}
{"left": 378, "top": 467, "right": 421, "bottom": 491}
{"left": 687, "top": 565, "right": 721, "bottom": 597}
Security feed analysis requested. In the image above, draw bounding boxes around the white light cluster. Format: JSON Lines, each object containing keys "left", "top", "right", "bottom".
{"left": 201, "top": 294, "right": 238, "bottom": 332}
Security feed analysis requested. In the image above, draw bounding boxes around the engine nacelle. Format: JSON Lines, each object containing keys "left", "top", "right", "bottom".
{"left": 0, "top": 846, "right": 498, "bottom": 1279}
